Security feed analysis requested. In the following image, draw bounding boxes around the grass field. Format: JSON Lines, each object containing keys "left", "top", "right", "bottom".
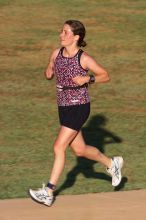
{"left": 0, "top": 0, "right": 146, "bottom": 199}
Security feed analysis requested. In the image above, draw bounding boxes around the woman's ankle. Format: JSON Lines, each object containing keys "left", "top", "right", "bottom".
{"left": 46, "top": 182, "right": 56, "bottom": 196}
{"left": 47, "top": 188, "right": 53, "bottom": 196}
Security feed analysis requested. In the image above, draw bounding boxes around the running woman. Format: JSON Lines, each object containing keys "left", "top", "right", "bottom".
{"left": 29, "top": 20, "right": 124, "bottom": 206}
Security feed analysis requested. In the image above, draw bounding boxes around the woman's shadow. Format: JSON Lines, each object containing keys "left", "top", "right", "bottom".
{"left": 55, "top": 114, "right": 127, "bottom": 196}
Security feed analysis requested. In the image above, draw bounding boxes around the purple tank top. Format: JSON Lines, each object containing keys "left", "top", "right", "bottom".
{"left": 54, "top": 47, "right": 90, "bottom": 106}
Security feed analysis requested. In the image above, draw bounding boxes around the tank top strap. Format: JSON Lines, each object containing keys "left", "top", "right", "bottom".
{"left": 59, "top": 47, "right": 64, "bottom": 56}
{"left": 77, "top": 49, "right": 84, "bottom": 63}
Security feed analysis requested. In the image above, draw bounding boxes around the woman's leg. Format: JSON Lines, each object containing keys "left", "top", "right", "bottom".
{"left": 29, "top": 126, "right": 78, "bottom": 205}
{"left": 70, "top": 131, "right": 112, "bottom": 168}
{"left": 70, "top": 131, "right": 123, "bottom": 187}
{"left": 48, "top": 126, "right": 78, "bottom": 194}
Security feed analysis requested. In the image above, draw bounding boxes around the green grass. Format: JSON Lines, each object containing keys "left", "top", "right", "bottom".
{"left": 0, "top": 0, "right": 146, "bottom": 199}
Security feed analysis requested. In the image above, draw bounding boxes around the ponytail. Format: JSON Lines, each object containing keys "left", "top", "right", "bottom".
{"left": 78, "top": 39, "right": 87, "bottom": 47}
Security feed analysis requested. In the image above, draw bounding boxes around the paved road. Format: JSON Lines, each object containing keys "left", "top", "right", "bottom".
{"left": 0, "top": 190, "right": 146, "bottom": 220}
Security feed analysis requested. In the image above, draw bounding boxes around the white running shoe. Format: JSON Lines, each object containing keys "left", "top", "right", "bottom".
{"left": 29, "top": 184, "right": 54, "bottom": 206}
{"left": 106, "top": 156, "right": 124, "bottom": 187}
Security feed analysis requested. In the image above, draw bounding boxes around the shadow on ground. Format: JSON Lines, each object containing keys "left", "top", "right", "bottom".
{"left": 55, "top": 114, "right": 127, "bottom": 196}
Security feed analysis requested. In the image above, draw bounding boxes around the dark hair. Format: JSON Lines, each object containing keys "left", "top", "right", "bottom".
{"left": 64, "top": 20, "right": 87, "bottom": 47}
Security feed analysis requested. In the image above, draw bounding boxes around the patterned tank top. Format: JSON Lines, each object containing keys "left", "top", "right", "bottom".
{"left": 54, "top": 47, "right": 90, "bottom": 106}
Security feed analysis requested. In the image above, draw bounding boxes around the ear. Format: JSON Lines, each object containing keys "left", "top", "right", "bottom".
{"left": 74, "top": 35, "right": 80, "bottom": 42}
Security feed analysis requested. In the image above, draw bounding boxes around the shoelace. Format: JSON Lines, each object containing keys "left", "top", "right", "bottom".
{"left": 36, "top": 183, "right": 53, "bottom": 200}
{"left": 111, "top": 162, "right": 120, "bottom": 179}
{"left": 36, "top": 183, "right": 48, "bottom": 196}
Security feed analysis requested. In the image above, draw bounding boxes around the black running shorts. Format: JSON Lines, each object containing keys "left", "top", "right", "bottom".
{"left": 58, "top": 102, "right": 90, "bottom": 131}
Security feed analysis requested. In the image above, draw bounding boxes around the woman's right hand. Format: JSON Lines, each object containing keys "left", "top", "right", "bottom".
{"left": 44, "top": 48, "right": 60, "bottom": 80}
{"left": 44, "top": 68, "right": 54, "bottom": 80}
{"left": 72, "top": 75, "right": 90, "bottom": 86}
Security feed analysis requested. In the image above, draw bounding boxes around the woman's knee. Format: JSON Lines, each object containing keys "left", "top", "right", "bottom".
{"left": 53, "top": 126, "right": 78, "bottom": 155}
{"left": 53, "top": 142, "right": 66, "bottom": 155}
{"left": 71, "top": 145, "right": 86, "bottom": 157}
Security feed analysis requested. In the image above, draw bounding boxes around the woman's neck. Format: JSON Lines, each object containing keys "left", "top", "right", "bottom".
{"left": 63, "top": 45, "right": 79, "bottom": 58}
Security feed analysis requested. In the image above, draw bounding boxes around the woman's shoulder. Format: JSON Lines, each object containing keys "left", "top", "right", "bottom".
{"left": 80, "top": 50, "right": 93, "bottom": 63}
{"left": 80, "top": 50, "right": 91, "bottom": 60}
{"left": 52, "top": 47, "right": 61, "bottom": 56}
{"left": 50, "top": 48, "right": 62, "bottom": 61}
{"left": 80, "top": 51, "right": 96, "bottom": 70}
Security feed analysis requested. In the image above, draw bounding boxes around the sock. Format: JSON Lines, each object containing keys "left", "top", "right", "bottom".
{"left": 47, "top": 182, "right": 56, "bottom": 190}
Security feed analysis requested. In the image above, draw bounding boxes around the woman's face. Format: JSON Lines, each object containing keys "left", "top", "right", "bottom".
{"left": 60, "top": 24, "right": 78, "bottom": 47}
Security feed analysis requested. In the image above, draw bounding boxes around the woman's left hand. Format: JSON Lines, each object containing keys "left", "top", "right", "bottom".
{"left": 72, "top": 75, "right": 89, "bottom": 86}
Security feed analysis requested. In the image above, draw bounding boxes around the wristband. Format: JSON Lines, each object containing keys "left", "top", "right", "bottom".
{"left": 89, "top": 74, "right": 95, "bottom": 84}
